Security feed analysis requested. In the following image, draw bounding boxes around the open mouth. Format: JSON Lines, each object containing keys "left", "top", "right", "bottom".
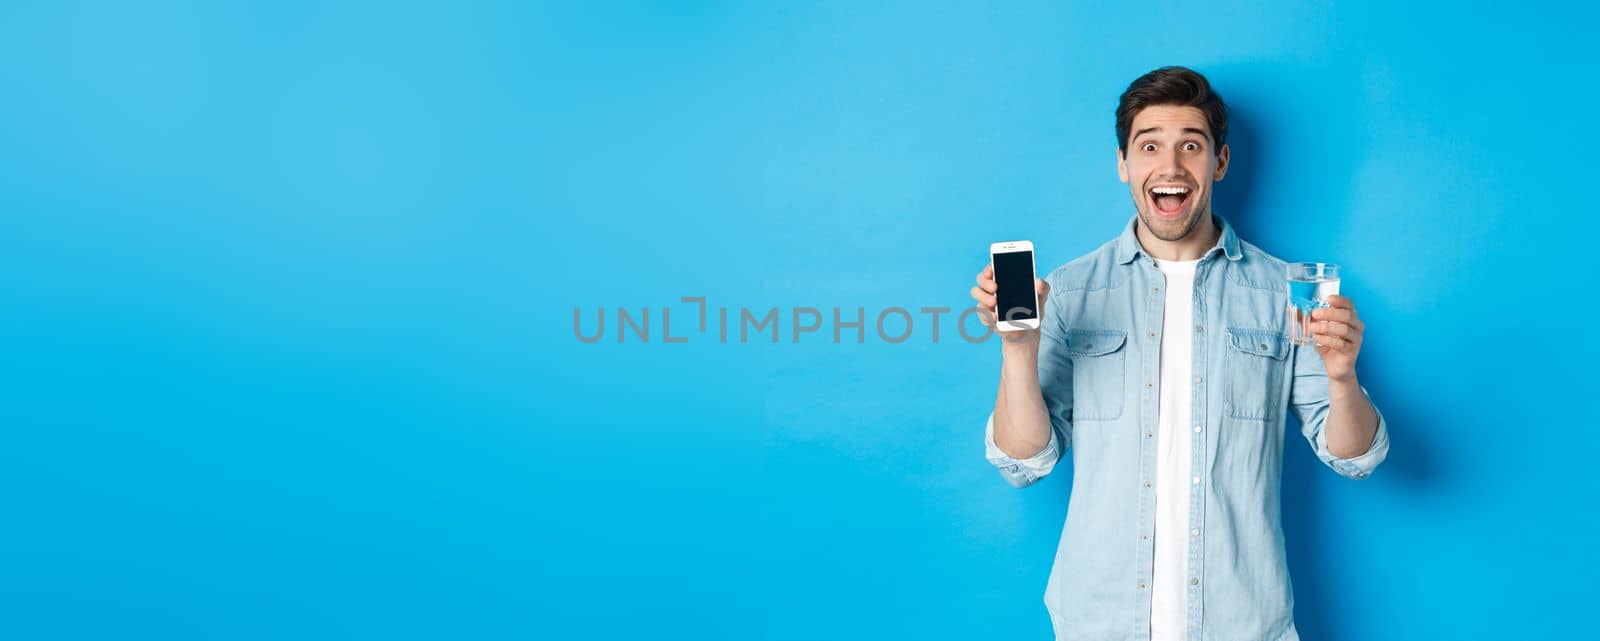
{"left": 1148, "top": 184, "right": 1192, "bottom": 217}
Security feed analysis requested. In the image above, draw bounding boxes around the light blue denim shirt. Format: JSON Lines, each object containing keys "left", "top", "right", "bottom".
{"left": 984, "top": 214, "right": 1389, "bottom": 641}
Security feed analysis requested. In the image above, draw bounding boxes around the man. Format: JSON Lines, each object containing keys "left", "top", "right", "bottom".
{"left": 969, "top": 67, "right": 1389, "bottom": 641}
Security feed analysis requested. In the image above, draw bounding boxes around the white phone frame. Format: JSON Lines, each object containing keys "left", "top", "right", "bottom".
{"left": 989, "top": 240, "right": 1040, "bottom": 332}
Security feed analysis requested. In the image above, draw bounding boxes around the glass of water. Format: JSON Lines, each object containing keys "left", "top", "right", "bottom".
{"left": 1286, "top": 262, "right": 1340, "bottom": 346}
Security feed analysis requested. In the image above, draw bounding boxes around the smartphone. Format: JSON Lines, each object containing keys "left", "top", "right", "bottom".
{"left": 989, "top": 240, "right": 1039, "bottom": 332}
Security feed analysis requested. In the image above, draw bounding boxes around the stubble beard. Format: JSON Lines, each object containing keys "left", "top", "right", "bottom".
{"left": 1138, "top": 199, "right": 1207, "bottom": 243}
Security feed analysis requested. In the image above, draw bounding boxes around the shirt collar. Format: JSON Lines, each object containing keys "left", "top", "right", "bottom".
{"left": 1114, "top": 213, "right": 1243, "bottom": 265}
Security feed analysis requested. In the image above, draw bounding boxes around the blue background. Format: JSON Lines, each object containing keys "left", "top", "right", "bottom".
{"left": 3, "top": 2, "right": 1595, "bottom": 639}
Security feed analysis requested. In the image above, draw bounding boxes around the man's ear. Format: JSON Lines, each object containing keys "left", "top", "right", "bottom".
{"left": 1213, "top": 144, "right": 1230, "bottom": 182}
{"left": 1117, "top": 148, "right": 1128, "bottom": 183}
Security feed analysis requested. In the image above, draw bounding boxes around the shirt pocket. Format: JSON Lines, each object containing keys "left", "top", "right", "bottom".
{"left": 1224, "top": 327, "right": 1289, "bottom": 421}
{"left": 1064, "top": 328, "right": 1127, "bottom": 421}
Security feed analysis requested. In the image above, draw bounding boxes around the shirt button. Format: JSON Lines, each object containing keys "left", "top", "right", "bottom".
{"left": 1146, "top": 432, "right": 1152, "bottom": 438}
{"left": 1189, "top": 577, "right": 1199, "bottom": 585}
{"left": 1194, "top": 376, "right": 1202, "bottom": 384}
{"left": 1144, "top": 481, "right": 1151, "bottom": 488}
{"left": 1193, "top": 424, "right": 1202, "bottom": 433}
{"left": 1146, "top": 381, "right": 1153, "bottom": 389}
{"left": 1194, "top": 324, "right": 1203, "bottom": 332}
{"left": 1139, "top": 581, "right": 1147, "bottom": 589}
{"left": 1152, "top": 288, "right": 1159, "bottom": 293}
{"left": 1192, "top": 476, "right": 1201, "bottom": 485}
{"left": 1191, "top": 528, "right": 1200, "bottom": 536}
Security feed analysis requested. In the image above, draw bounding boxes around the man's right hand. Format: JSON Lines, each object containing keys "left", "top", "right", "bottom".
{"left": 974, "top": 262, "right": 1056, "bottom": 464}
{"left": 971, "top": 263, "right": 1051, "bottom": 349}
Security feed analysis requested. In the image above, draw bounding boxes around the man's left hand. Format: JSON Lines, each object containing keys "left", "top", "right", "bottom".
{"left": 1309, "top": 294, "right": 1363, "bottom": 383}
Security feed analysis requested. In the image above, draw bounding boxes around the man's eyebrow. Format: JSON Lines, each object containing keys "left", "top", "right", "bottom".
{"left": 1132, "top": 126, "right": 1162, "bottom": 140}
{"left": 1131, "top": 126, "right": 1213, "bottom": 142}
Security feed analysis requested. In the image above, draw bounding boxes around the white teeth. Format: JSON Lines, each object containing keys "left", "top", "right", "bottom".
{"left": 1151, "top": 186, "right": 1190, "bottom": 195}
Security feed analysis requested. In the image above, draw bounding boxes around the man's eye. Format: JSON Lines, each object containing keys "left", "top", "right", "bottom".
{"left": 1142, "top": 143, "right": 1157, "bottom": 152}
{"left": 1183, "top": 142, "right": 1199, "bottom": 152}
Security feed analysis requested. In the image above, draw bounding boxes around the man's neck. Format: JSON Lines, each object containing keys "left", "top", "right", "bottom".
{"left": 1136, "top": 213, "right": 1220, "bottom": 261}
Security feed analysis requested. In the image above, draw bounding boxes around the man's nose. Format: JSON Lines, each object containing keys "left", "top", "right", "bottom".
{"left": 1160, "top": 148, "right": 1187, "bottom": 178}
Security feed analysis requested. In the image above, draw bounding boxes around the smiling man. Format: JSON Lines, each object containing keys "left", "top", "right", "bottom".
{"left": 968, "top": 67, "right": 1390, "bottom": 641}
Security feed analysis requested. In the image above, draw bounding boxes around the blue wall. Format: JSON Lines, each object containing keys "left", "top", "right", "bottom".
{"left": 3, "top": 2, "right": 1595, "bottom": 639}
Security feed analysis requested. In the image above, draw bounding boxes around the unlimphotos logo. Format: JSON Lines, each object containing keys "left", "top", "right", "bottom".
{"left": 573, "top": 296, "right": 1004, "bottom": 344}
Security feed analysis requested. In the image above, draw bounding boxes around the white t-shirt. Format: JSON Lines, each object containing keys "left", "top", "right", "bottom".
{"left": 1151, "top": 257, "right": 1198, "bottom": 641}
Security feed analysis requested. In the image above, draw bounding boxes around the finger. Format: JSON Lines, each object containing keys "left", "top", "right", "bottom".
{"left": 975, "top": 306, "right": 997, "bottom": 328}
{"left": 978, "top": 263, "right": 994, "bottom": 286}
{"left": 1317, "top": 320, "right": 1354, "bottom": 339}
{"left": 976, "top": 269, "right": 997, "bottom": 294}
{"left": 969, "top": 286, "right": 996, "bottom": 310}
{"left": 1310, "top": 306, "right": 1353, "bottom": 323}
{"left": 1312, "top": 332, "right": 1351, "bottom": 351}
{"left": 1036, "top": 278, "right": 1050, "bottom": 298}
{"left": 1320, "top": 322, "right": 1363, "bottom": 348}
{"left": 1312, "top": 335, "right": 1331, "bottom": 355}
{"left": 1331, "top": 295, "right": 1361, "bottom": 328}
{"left": 1313, "top": 306, "right": 1364, "bottom": 331}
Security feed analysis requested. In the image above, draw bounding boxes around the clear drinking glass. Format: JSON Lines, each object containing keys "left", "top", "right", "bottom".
{"left": 1286, "top": 262, "right": 1340, "bottom": 346}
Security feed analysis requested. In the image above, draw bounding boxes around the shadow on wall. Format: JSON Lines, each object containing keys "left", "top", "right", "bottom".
{"left": 1207, "top": 61, "right": 1444, "bottom": 641}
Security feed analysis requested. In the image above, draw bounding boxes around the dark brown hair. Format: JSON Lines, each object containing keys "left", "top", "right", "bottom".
{"left": 1116, "top": 66, "right": 1229, "bottom": 156}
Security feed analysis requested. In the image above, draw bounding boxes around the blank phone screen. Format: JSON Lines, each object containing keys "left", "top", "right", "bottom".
{"left": 992, "top": 250, "right": 1037, "bottom": 322}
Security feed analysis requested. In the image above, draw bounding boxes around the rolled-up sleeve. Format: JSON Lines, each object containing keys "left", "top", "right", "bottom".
{"left": 1289, "top": 342, "right": 1391, "bottom": 480}
{"left": 985, "top": 412, "right": 1062, "bottom": 488}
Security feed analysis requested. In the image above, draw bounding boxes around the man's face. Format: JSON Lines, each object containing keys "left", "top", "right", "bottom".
{"left": 1117, "top": 105, "right": 1230, "bottom": 242}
